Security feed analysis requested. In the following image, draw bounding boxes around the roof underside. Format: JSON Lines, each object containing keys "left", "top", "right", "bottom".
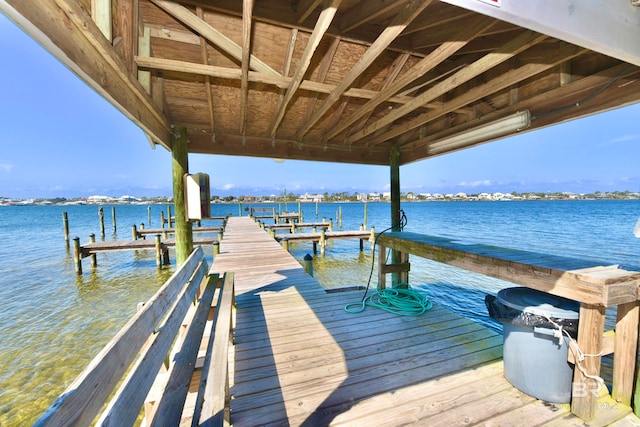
{"left": 3, "top": 0, "right": 640, "bottom": 166}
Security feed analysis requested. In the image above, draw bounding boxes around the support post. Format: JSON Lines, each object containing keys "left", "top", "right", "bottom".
{"left": 282, "top": 237, "right": 289, "bottom": 252}
{"left": 364, "top": 202, "right": 368, "bottom": 229}
{"left": 320, "top": 229, "right": 326, "bottom": 255}
{"left": 571, "top": 303, "right": 606, "bottom": 421}
{"left": 155, "top": 234, "right": 163, "bottom": 267}
{"left": 390, "top": 145, "right": 401, "bottom": 286}
{"left": 160, "top": 211, "right": 165, "bottom": 229}
{"left": 73, "top": 237, "right": 82, "bottom": 275}
{"left": 613, "top": 301, "right": 639, "bottom": 406}
{"left": 304, "top": 254, "right": 313, "bottom": 277}
{"left": 89, "top": 234, "right": 97, "bottom": 268}
{"left": 112, "top": 206, "right": 116, "bottom": 232}
{"left": 132, "top": 224, "right": 138, "bottom": 240}
{"left": 171, "top": 126, "right": 193, "bottom": 264}
{"left": 213, "top": 241, "right": 220, "bottom": 257}
{"left": 99, "top": 206, "right": 105, "bottom": 237}
{"left": 148, "top": 205, "right": 151, "bottom": 225}
{"left": 62, "top": 212, "right": 70, "bottom": 242}
{"left": 378, "top": 244, "right": 386, "bottom": 290}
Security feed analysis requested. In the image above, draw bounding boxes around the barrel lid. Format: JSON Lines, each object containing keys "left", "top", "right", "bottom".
{"left": 496, "top": 287, "right": 579, "bottom": 319}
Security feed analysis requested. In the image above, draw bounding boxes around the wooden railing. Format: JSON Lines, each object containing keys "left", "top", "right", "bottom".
{"left": 376, "top": 231, "right": 640, "bottom": 422}
{"left": 34, "top": 247, "right": 236, "bottom": 426}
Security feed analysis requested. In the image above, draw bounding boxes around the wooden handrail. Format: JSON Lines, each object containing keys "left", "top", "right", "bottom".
{"left": 34, "top": 247, "right": 208, "bottom": 426}
{"left": 195, "top": 272, "right": 235, "bottom": 426}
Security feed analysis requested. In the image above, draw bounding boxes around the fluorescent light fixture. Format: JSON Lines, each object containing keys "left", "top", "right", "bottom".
{"left": 429, "top": 110, "right": 531, "bottom": 154}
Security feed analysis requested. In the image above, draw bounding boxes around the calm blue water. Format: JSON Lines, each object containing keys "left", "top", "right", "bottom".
{"left": 0, "top": 200, "right": 639, "bottom": 424}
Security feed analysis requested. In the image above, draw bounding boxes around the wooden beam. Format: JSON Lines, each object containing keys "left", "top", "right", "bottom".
{"left": 269, "top": 0, "right": 341, "bottom": 139}
{"left": 1, "top": 0, "right": 171, "bottom": 149}
{"left": 149, "top": 0, "right": 280, "bottom": 76}
{"left": 196, "top": 7, "right": 215, "bottom": 133}
{"left": 138, "top": 26, "right": 151, "bottom": 94}
{"left": 240, "top": 0, "right": 254, "bottom": 135}
{"left": 346, "top": 30, "right": 548, "bottom": 145}
{"left": 375, "top": 43, "right": 585, "bottom": 149}
{"left": 295, "top": 0, "right": 434, "bottom": 140}
{"left": 113, "top": 0, "right": 136, "bottom": 73}
{"left": 135, "top": 56, "right": 427, "bottom": 105}
{"left": 325, "top": 15, "right": 496, "bottom": 141}
{"left": 303, "top": 36, "right": 341, "bottom": 128}
{"left": 613, "top": 301, "right": 640, "bottom": 406}
{"left": 296, "top": 0, "right": 323, "bottom": 23}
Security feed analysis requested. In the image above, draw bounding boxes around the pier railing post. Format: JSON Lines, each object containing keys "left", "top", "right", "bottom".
{"left": 132, "top": 224, "right": 138, "bottom": 240}
{"left": 304, "top": 254, "right": 313, "bottom": 277}
{"left": 155, "top": 234, "right": 163, "bottom": 267}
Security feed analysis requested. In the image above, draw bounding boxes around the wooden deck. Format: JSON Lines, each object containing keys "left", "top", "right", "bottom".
{"left": 210, "top": 217, "right": 636, "bottom": 426}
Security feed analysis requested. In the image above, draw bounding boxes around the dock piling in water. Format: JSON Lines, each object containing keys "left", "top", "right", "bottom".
{"left": 62, "top": 212, "right": 69, "bottom": 242}
{"left": 99, "top": 206, "right": 105, "bottom": 237}
{"left": 112, "top": 206, "right": 116, "bottom": 232}
{"left": 73, "top": 237, "right": 82, "bottom": 275}
{"left": 89, "top": 234, "right": 97, "bottom": 268}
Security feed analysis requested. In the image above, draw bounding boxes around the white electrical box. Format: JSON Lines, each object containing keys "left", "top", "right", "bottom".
{"left": 184, "top": 173, "right": 211, "bottom": 220}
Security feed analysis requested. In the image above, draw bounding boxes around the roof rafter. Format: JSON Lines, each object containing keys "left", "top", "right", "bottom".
{"left": 338, "top": 0, "right": 410, "bottom": 33}
{"left": 295, "top": 0, "right": 434, "bottom": 141}
{"left": 325, "top": 14, "right": 496, "bottom": 141}
{"left": 346, "top": 30, "right": 548, "bottom": 145}
{"left": 369, "top": 43, "right": 586, "bottom": 148}
{"left": 269, "top": 0, "right": 341, "bottom": 139}
{"left": 149, "top": 0, "right": 280, "bottom": 76}
{"left": 240, "top": 0, "right": 254, "bottom": 135}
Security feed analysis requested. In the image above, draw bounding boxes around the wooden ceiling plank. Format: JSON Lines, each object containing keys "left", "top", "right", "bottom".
{"left": 339, "top": 0, "right": 410, "bottom": 33}
{"left": 367, "top": 43, "right": 585, "bottom": 147}
{"left": 240, "top": 0, "right": 254, "bottom": 135}
{"left": 326, "top": 15, "right": 496, "bottom": 141}
{"left": 346, "top": 30, "right": 548, "bottom": 145}
{"left": 302, "top": 36, "right": 341, "bottom": 129}
{"left": 295, "top": 0, "right": 434, "bottom": 140}
{"left": 149, "top": 0, "right": 280, "bottom": 76}
{"left": 269, "top": 0, "right": 341, "bottom": 139}
{"left": 296, "top": 0, "right": 323, "bottom": 24}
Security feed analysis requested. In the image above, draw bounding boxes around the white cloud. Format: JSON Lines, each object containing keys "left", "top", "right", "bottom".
{"left": 223, "top": 183, "right": 235, "bottom": 190}
{"left": 0, "top": 163, "right": 13, "bottom": 172}
{"left": 608, "top": 135, "right": 637, "bottom": 144}
{"left": 458, "top": 180, "right": 492, "bottom": 187}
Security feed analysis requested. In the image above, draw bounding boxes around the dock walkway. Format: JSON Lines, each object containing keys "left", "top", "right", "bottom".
{"left": 210, "top": 217, "right": 631, "bottom": 426}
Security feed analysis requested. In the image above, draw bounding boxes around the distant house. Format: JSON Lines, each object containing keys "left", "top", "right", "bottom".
{"left": 298, "top": 193, "right": 324, "bottom": 203}
{"left": 87, "top": 195, "right": 115, "bottom": 204}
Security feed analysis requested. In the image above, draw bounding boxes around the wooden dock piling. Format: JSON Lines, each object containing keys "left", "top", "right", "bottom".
{"left": 112, "top": 206, "right": 116, "bottom": 232}
{"left": 99, "top": 206, "right": 105, "bottom": 237}
{"left": 62, "top": 212, "right": 69, "bottom": 242}
{"left": 73, "top": 237, "right": 82, "bottom": 275}
{"left": 89, "top": 234, "right": 97, "bottom": 268}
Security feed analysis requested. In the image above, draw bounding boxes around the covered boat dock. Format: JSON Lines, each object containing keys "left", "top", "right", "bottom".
{"left": 4, "top": 0, "right": 640, "bottom": 424}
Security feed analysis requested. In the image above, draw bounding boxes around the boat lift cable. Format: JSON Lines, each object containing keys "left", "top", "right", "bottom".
{"left": 344, "top": 210, "right": 433, "bottom": 316}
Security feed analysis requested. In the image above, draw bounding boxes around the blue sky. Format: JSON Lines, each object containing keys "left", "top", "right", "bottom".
{"left": 1, "top": 13, "right": 639, "bottom": 199}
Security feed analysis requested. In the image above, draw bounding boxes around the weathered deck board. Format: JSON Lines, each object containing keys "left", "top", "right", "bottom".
{"left": 209, "top": 217, "right": 633, "bottom": 426}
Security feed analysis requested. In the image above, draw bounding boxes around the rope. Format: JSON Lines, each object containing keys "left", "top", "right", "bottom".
{"left": 344, "top": 283, "right": 433, "bottom": 316}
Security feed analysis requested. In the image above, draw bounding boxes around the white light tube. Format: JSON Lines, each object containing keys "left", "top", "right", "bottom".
{"left": 429, "top": 110, "right": 531, "bottom": 154}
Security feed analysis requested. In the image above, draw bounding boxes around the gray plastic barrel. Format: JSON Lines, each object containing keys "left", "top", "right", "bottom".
{"left": 496, "top": 287, "right": 579, "bottom": 403}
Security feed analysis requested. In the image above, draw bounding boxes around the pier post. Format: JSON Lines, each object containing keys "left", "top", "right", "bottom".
{"left": 99, "top": 206, "right": 105, "bottom": 237}
{"left": 167, "top": 204, "right": 172, "bottom": 228}
{"left": 282, "top": 237, "right": 289, "bottom": 252}
{"left": 171, "top": 125, "right": 193, "bottom": 264}
{"left": 89, "top": 234, "right": 97, "bottom": 268}
{"left": 339, "top": 206, "right": 342, "bottom": 227}
{"left": 112, "top": 206, "right": 116, "bottom": 232}
{"left": 62, "top": 212, "right": 69, "bottom": 242}
{"left": 329, "top": 219, "right": 333, "bottom": 232}
{"left": 148, "top": 205, "right": 151, "bottom": 225}
{"left": 132, "top": 224, "right": 138, "bottom": 240}
{"left": 213, "top": 241, "right": 220, "bottom": 257}
{"left": 155, "top": 234, "right": 163, "bottom": 267}
{"left": 73, "top": 237, "right": 82, "bottom": 275}
{"left": 364, "top": 202, "right": 368, "bottom": 229}
{"left": 315, "top": 199, "right": 319, "bottom": 218}
{"left": 160, "top": 211, "right": 165, "bottom": 229}
{"left": 304, "top": 254, "right": 313, "bottom": 277}
{"left": 370, "top": 226, "right": 375, "bottom": 253}
{"left": 390, "top": 145, "right": 401, "bottom": 286}
{"left": 320, "top": 229, "right": 326, "bottom": 255}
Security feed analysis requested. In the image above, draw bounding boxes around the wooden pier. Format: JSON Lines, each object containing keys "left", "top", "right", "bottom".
{"left": 273, "top": 228, "right": 374, "bottom": 254}
{"left": 208, "top": 217, "right": 635, "bottom": 426}
{"left": 41, "top": 216, "right": 639, "bottom": 426}
{"left": 73, "top": 235, "right": 217, "bottom": 274}
{"left": 132, "top": 225, "right": 221, "bottom": 239}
